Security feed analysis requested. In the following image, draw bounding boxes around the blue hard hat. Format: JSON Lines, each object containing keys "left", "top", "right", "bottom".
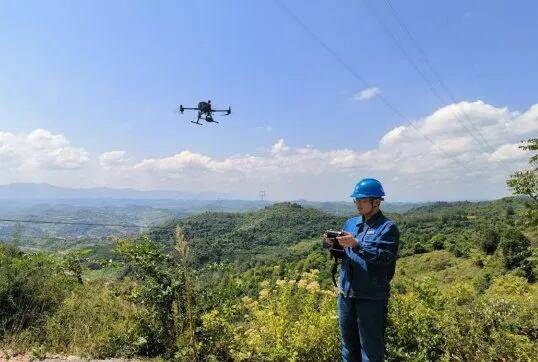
{"left": 350, "top": 178, "right": 385, "bottom": 199}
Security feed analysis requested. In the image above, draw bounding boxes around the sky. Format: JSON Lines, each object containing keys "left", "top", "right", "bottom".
{"left": 0, "top": 0, "right": 537, "bottom": 201}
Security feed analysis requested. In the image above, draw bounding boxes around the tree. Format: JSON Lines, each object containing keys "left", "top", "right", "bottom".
{"left": 174, "top": 225, "right": 198, "bottom": 361}
{"left": 115, "top": 227, "right": 199, "bottom": 359}
{"left": 115, "top": 235, "right": 181, "bottom": 356}
{"left": 62, "top": 249, "right": 90, "bottom": 284}
{"left": 479, "top": 229, "right": 500, "bottom": 255}
{"left": 430, "top": 234, "right": 445, "bottom": 250}
{"left": 506, "top": 138, "right": 538, "bottom": 226}
{"left": 499, "top": 228, "right": 534, "bottom": 281}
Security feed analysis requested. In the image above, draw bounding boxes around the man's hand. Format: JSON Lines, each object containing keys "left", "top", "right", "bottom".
{"left": 336, "top": 232, "right": 358, "bottom": 248}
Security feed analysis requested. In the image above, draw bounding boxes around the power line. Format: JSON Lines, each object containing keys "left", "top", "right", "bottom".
{"left": 0, "top": 234, "right": 68, "bottom": 242}
{"left": 272, "top": 0, "right": 475, "bottom": 174}
{"left": 378, "top": 0, "right": 513, "bottom": 173}
{"left": 362, "top": 0, "right": 495, "bottom": 158}
{"left": 362, "top": 0, "right": 488, "bottom": 145}
{"left": 0, "top": 217, "right": 206, "bottom": 242}
{"left": 0, "top": 210, "right": 242, "bottom": 232}
{"left": 0, "top": 219, "right": 162, "bottom": 246}
{"left": 0, "top": 219, "right": 326, "bottom": 258}
{"left": 362, "top": 0, "right": 450, "bottom": 105}
{"left": 0, "top": 218, "right": 147, "bottom": 229}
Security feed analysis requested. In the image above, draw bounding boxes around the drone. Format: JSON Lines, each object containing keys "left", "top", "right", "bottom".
{"left": 178, "top": 100, "right": 231, "bottom": 125}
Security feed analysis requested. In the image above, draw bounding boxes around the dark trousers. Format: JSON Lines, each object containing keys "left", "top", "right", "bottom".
{"left": 338, "top": 294, "right": 388, "bottom": 362}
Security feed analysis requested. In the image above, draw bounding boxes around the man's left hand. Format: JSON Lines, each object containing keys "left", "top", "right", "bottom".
{"left": 336, "top": 232, "right": 358, "bottom": 248}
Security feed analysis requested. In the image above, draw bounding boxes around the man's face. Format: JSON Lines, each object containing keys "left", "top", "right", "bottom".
{"left": 354, "top": 198, "right": 379, "bottom": 215}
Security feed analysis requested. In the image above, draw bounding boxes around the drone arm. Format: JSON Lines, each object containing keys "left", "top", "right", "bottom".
{"left": 212, "top": 107, "right": 232, "bottom": 115}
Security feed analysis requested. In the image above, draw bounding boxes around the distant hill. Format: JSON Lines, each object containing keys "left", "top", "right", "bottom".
{"left": 148, "top": 197, "right": 533, "bottom": 269}
{"left": 0, "top": 183, "right": 230, "bottom": 201}
{"left": 3, "top": 183, "right": 527, "bottom": 256}
{"left": 404, "top": 197, "right": 529, "bottom": 217}
{"left": 150, "top": 202, "right": 347, "bottom": 267}
{"left": 0, "top": 183, "right": 423, "bottom": 213}
{"left": 296, "top": 200, "right": 426, "bottom": 215}
{"left": 0, "top": 183, "right": 423, "bottom": 247}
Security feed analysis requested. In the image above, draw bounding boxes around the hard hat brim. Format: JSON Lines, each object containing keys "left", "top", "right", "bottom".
{"left": 350, "top": 193, "right": 385, "bottom": 199}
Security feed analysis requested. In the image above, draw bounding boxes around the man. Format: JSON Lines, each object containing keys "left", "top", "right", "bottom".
{"left": 325, "top": 178, "right": 399, "bottom": 362}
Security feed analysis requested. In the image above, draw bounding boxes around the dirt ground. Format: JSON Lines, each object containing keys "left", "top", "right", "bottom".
{"left": 0, "top": 352, "right": 145, "bottom": 362}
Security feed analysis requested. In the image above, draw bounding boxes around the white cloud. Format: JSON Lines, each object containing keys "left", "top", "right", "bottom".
{"left": 0, "top": 129, "right": 89, "bottom": 170}
{"left": 380, "top": 126, "right": 406, "bottom": 146}
{"left": 1, "top": 100, "right": 537, "bottom": 201}
{"left": 271, "top": 139, "right": 290, "bottom": 154}
{"left": 354, "top": 87, "right": 381, "bottom": 101}
{"left": 134, "top": 150, "right": 213, "bottom": 173}
{"left": 99, "top": 151, "right": 130, "bottom": 168}
{"left": 512, "top": 104, "right": 538, "bottom": 134}
{"left": 488, "top": 143, "right": 528, "bottom": 162}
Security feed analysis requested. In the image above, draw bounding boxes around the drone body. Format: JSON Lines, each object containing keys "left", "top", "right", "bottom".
{"left": 178, "top": 100, "right": 231, "bottom": 125}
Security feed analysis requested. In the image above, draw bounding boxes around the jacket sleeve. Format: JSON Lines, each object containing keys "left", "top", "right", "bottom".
{"left": 351, "top": 224, "right": 399, "bottom": 265}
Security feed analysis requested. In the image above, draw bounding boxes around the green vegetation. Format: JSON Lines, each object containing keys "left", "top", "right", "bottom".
{"left": 1, "top": 197, "right": 536, "bottom": 360}
{"left": 0, "top": 143, "right": 536, "bottom": 360}
{"left": 148, "top": 202, "right": 346, "bottom": 269}
{"left": 0, "top": 199, "right": 417, "bottom": 250}
{"left": 0, "top": 244, "right": 77, "bottom": 343}
{"left": 507, "top": 138, "right": 538, "bottom": 227}
{"left": 45, "top": 282, "right": 142, "bottom": 358}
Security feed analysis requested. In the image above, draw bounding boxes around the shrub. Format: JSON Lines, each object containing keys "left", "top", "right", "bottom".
{"left": 0, "top": 247, "right": 76, "bottom": 338}
{"left": 387, "top": 275, "right": 538, "bottom": 361}
{"left": 386, "top": 279, "right": 445, "bottom": 361}
{"left": 205, "top": 270, "right": 340, "bottom": 361}
{"left": 442, "top": 275, "right": 538, "bottom": 361}
{"left": 413, "top": 242, "right": 428, "bottom": 254}
{"left": 46, "top": 282, "right": 143, "bottom": 358}
{"left": 115, "top": 236, "right": 183, "bottom": 356}
{"left": 430, "top": 234, "right": 445, "bottom": 250}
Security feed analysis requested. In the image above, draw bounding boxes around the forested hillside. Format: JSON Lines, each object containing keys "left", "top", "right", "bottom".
{"left": 1, "top": 194, "right": 536, "bottom": 361}
{"left": 0, "top": 198, "right": 421, "bottom": 252}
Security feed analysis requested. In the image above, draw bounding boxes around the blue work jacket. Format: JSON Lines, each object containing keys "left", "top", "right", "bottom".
{"left": 339, "top": 211, "right": 399, "bottom": 299}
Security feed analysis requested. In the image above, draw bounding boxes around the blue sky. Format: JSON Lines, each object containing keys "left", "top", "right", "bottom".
{"left": 0, "top": 0, "right": 536, "bottom": 201}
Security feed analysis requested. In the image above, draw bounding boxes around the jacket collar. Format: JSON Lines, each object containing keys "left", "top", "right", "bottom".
{"left": 357, "top": 210, "right": 384, "bottom": 227}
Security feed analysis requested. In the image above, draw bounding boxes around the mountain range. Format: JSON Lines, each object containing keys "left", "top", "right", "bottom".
{"left": 0, "top": 183, "right": 231, "bottom": 201}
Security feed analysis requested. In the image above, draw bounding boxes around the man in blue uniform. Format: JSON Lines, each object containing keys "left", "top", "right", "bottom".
{"left": 326, "top": 178, "right": 399, "bottom": 362}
